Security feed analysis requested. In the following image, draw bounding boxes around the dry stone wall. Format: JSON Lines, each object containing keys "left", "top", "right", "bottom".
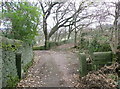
{"left": 0, "top": 36, "right": 33, "bottom": 88}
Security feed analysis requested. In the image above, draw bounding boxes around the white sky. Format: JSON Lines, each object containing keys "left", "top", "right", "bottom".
{"left": 0, "top": 0, "right": 119, "bottom": 2}
{"left": 0, "top": 0, "right": 119, "bottom": 29}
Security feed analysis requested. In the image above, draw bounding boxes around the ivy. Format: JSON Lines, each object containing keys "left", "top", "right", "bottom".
{"left": 1, "top": 43, "right": 22, "bottom": 52}
{"left": 6, "top": 75, "right": 20, "bottom": 88}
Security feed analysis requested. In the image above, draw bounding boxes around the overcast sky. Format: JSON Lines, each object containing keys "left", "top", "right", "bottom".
{"left": 0, "top": 0, "right": 119, "bottom": 2}
{"left": 0, "top": 0, "right": 119, "bottom": 29}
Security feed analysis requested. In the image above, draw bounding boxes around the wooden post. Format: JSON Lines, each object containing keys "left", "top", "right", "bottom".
{"left": 16, "top": 53, "right": 21, "bottom": 79}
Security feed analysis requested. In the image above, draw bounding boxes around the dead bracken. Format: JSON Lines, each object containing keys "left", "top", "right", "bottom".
{"left": 76, "top": 63, "right": 119, "bottom": 89}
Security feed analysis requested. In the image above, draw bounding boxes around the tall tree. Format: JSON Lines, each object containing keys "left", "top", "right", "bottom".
{"left": 39, "top": 0, "right": 94, "bottom": 49}
{"left": 39, "top": 1, "right": 59, "bottom": 49}
{"left": 115, "top": 1, "right": 120, "bottom": 63}
{"left": 114, "top": 2, "right": 120, "bottom": 87}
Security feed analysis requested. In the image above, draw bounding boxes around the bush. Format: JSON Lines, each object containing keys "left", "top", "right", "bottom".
{"left": 49, "top": 42, "right": 59, "bottom": 48}
{"left": 33, "top": 46, "right": 45, "bottom": 50}
{"left": 79, "top": 37, "right": 111, "bottom": 52}
{"left": 3, "top": 2, "right": 40, "bottom": 44}
{"left": 79, "top": 38, "right": 89, "bottom": 49}
{"left": 6, "top": 75, "right": 20, "bottom": 87}
{"left": 33, "top": 40, "right": 69, "bottom": 50}
{"left": 89, "top": 41, "right": 111, "bottom": 52}
{"left": 33, "top": 42, "right": 58, "bottom": 50}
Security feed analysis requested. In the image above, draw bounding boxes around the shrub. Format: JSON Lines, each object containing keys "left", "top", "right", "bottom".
{"left": 3, "top": 2, "right": 41, "bottom": 44}
{"left": 6, "top": 75, "right": 20, "bottom": 87}
{"left": 33, "top": 40, "right": 69, "bottom": 50}
{"left": 79, "top": 38, "right": 89, "bottom": 50}
{"left": 33, "top": 46, "right": 46, "bottom": 50}
{"left": 80, "top": 37, "right": 111, "bottom": 52}
{"left": 89, "top": 41, "right": 111, "bottom": 52}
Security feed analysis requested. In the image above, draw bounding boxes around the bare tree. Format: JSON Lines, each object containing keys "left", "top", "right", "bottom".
{"left": 39, "top": 1, "right": 60, "bottom": 49}
{"left": 67, "top": 23, "right": 73, "bottom": 40}
{"left": 39, "top": 0, "right": 94, "bottom": 49}
{"left": 113, "top": 2, "right": 120, "bottom": 83}
{"left": 114, "top": 1, "right": 120, "bottom": 63}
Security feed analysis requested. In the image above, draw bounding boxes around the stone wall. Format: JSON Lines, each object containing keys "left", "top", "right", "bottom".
{"left": 0, "top": 36, "right": 33, "bottom": 87}
{"left": 79, "top": 51, "right": 112, "bottom": 77}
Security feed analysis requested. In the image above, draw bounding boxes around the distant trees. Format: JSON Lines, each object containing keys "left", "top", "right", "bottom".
{"left": 39, "top": 0, "right": 96, "bottom": 49}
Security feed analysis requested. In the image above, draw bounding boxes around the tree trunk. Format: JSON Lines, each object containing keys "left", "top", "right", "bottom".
{"left": 54, "top": 32, "right": 58, "bottom": 42}
{"left": 68, "top": 26, "right": 72, "bottom": 40}
{"left": 58, "top": 30, "right": 62, "bottom": 42}
{"left": 43, "top": 17, "right": 49, "bottom": 49}
{"left": 74, "top": 16, "right": 77, "bottom": 48}
{"left": 78, "top": 30, "right": 82, "bottom": 49}
{"left": 68, "top": 23, "right": 73, "bottom": 40}
{"left": 68, "top": 31, "right": 71, "bottom": 40}
{"left": 115, "top": 2, "right": 120, "bottom": 63}
{"left": 74, "top": 29, "right": 77, "bottom": 48}
{"left": 114, "top": 3, "right": 120, "bottom": 87}
{"left": 117, "top": 2, "right": 120, "bottom": 46}
{"left": 73, "top": 11, "right": 77, "bottom": 48}
{"left": 44, "top": 36, "right": 49, "bottom": 49}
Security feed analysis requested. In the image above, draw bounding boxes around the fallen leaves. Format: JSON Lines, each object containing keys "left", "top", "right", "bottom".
{"left": 76, "top": 62, "right": 119, "bottom": 89}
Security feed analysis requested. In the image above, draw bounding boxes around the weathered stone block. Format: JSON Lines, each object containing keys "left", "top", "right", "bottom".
{"left": 79, "top": 53, "right": 87, "bottom": 77}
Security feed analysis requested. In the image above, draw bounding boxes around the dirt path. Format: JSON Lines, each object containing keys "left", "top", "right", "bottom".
{"left": 18, "top": 44, "right": 80, "bottom": 87}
